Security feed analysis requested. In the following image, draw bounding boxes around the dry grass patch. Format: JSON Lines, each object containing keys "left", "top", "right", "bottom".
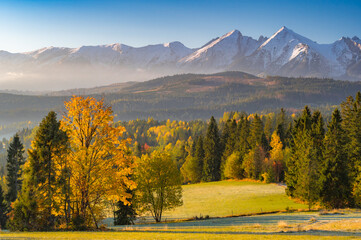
{"left": 305, "top": 219, "right": 361, "bottom": 232}
{"left": 277, "top": 220, "right": 290, "bottom": 229}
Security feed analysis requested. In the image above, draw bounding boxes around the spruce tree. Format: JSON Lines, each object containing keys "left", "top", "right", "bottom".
{"left": 236, "top": 115, "right": 250, "bottom": 156}
{"left": 276, "top": 108, "right": 287, "bottom": 148}
{"left": 220, "top": 119, "right": 232, "bottom": 154}
{"left": 27, "top": 111, "right": 69, "bottom": 229}
{"left": 286, "top": 106, "right": 311, "bottom": 197}
{"left": 5, "top": 134, "right": 25, "bottom": 203}
{"left": 114, "top": 190, "right": 136, "bottom": 225}
{"left": 249, "top": 114, "right": 264, "bottom": 149}
{"left": 286, "top": 106, "right": 324, "bottom": 209}
{"left": 341, "top": 92, "right": 361, "bottom": 187}
{"left": 320, "top": 109, "right": 351, "bottom": 208}
{"left": 203, "top": 116, "right": 221, "bottom": 181}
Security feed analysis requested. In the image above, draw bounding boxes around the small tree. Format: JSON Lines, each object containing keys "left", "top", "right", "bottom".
{"left": 136, "top": 151, "right": 182, "bottom": 222}
{"left": 113, "top": 190, "right": 136, "bottom": 225}
{"left": 223, "top": 151, "right": 242, "bottom": 179}
{"left": 269, "top": 131, "right": 284, "bottom": 182}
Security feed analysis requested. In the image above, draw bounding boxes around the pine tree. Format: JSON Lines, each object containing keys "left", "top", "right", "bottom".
{"left": 0, "top": 185, "right": 7, "bottom": 229}
{"left": 249, "top": 114, "right": 264, "bottom": 149}
{"left": 286, "top": 106, "right": 311, "bottom": 197}
{"left": 276, "top": 108, "right": 287, "bottom": 148}
{"left": 6, "top": 134, "right": 25, "bottom": 204}
{"left": 236, "top": 115, "right": 250, "bottom": 156}
{"left": 220, "top": 119, "right": 232, "bottom": 154}
{"left": 203, "top": 116, "right": 221, "bottom": 181}
{"left": 264, "top": 115, "right": 274, "bottom": 142}
{"left": 341, "top": 92, "right": 361, "bottom": 188}
{"left": 320, "top": 109, "right": 351, "bottom": 208}
{"left": 27, "top": 111, "right": 69, "bottom": 229}
{"left": 114, "top": 190, "right": 136, "bottom": 225}
{"left": 286, "top": 106, "right": 324, "bottom": 209}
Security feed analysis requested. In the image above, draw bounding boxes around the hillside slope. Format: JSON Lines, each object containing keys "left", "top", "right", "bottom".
{"left": 0, "top": 71, "right": 361, "bottom": 136}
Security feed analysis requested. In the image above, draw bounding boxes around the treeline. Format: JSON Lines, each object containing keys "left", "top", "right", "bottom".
{"left": 179, "top": 94, "right": 361, "bottom": 209}
{"left": 119, "top": 93, "right": 361, "bottom": 210}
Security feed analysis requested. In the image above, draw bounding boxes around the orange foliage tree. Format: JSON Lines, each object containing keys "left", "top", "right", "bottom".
{"left": 61, "top": 96, "right": 136, "bottom": 228}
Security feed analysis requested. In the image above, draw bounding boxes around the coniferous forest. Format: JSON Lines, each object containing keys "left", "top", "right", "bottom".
{"left": 0, "top": 92, "right": 361, "bottom": 231}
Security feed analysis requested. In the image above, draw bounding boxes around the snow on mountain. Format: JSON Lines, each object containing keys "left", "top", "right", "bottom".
{"left": 119, "top": 41, "right": 193, "bottom": 67}
{"left": 179, "top": 30, "right": 262, "bottom": 70}
{"left": 244, "top": 26, "right": 361, "bottom": 78}
{"left": 16, "top": 41, "right": 194, "bottom": 68}
{"left": 0, "top": 27, "right": 360, "bottom": 91}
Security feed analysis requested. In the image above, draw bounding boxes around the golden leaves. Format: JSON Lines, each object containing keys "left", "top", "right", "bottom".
{"left": 61, "top": 96, "right": 136, "bottom": 210}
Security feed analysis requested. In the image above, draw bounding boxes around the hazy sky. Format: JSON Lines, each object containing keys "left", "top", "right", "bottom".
{"left": 1, "top": 0, "right": 360, "bottom": 53}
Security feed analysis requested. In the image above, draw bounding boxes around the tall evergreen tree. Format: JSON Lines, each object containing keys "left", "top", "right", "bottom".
{"left": 286, "top": 106, "right": 311, "bottom": 197}
{"left": 5, "top": 134, "right": 25, "bottom": 204}
{"left": 264, "top": 115, "right": 274, "bottom": 142}
{"left": 320, "top": 109, "right": 351, "bottom": 208}
{"left": 26, "top": 111, "right": 69, "bottom": 229}
{"left": 203, "top": 116, "right": 221, "bottom": 181}
{"left": 276, "top": 108, "right": 287, "bottom": 148}
{"left": 286, "top": 106, "right": 324, "bottom": 209}
{"left": 249, "top": 114, "right": 264, "bottom": 149}
{"left": 220, "top": 119, "right": 232, "bottom": 154}
{"left": 341, "top": 92, "right": 361, "bottom": 186}
{"left": 236, "top": 115, "right": 250, "bottom": 156}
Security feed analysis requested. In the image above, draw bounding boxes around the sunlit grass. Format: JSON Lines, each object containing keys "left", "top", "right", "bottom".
{"left": 161, "top": 180, "right": 307, "bottom": 220}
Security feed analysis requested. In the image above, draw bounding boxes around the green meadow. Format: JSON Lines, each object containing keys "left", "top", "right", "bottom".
{"left": 161, "top": 180, "right": 307, "bottom": 220}
{"left": 3, "top": 181, "right": 361, "bottom": 239}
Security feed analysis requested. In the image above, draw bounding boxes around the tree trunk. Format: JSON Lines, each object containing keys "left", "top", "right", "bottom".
{"left": 88, "top": 203, "right": 98, "bottom": 229}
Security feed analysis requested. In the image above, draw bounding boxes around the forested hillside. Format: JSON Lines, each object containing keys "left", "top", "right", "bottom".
{"left": 1, "top": 71, "right": 361, "bottom": 137}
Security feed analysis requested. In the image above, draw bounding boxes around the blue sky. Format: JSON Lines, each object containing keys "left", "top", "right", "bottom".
{"left": 1, "top": 0, "right": 360, "bottom": 52}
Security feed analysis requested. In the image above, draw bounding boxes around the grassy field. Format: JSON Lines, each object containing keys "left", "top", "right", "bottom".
{"left": 2, "top": 181, "right": 360, "bottom": 239}
{"left": 160, "top": 180, "right": 307, "bottom": 220}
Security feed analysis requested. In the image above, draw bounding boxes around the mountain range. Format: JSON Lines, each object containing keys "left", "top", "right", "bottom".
{"left": 0, "top": 26, "right": 360, "bottom": 91}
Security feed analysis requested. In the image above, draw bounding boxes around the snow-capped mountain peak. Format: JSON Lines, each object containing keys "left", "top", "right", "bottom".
{"left": 178, "top": 29, "right": 262, "bottom": 69}
{"left": 0, "top": 27, "right": 360, "bottom": 91}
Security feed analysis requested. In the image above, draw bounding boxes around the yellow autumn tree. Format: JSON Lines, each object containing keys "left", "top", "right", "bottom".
{"left": 61, "top": 96, "right": 136, "bottom": 229}
{"left": 269, "top": 131, "right": 284, "bottom": 182}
